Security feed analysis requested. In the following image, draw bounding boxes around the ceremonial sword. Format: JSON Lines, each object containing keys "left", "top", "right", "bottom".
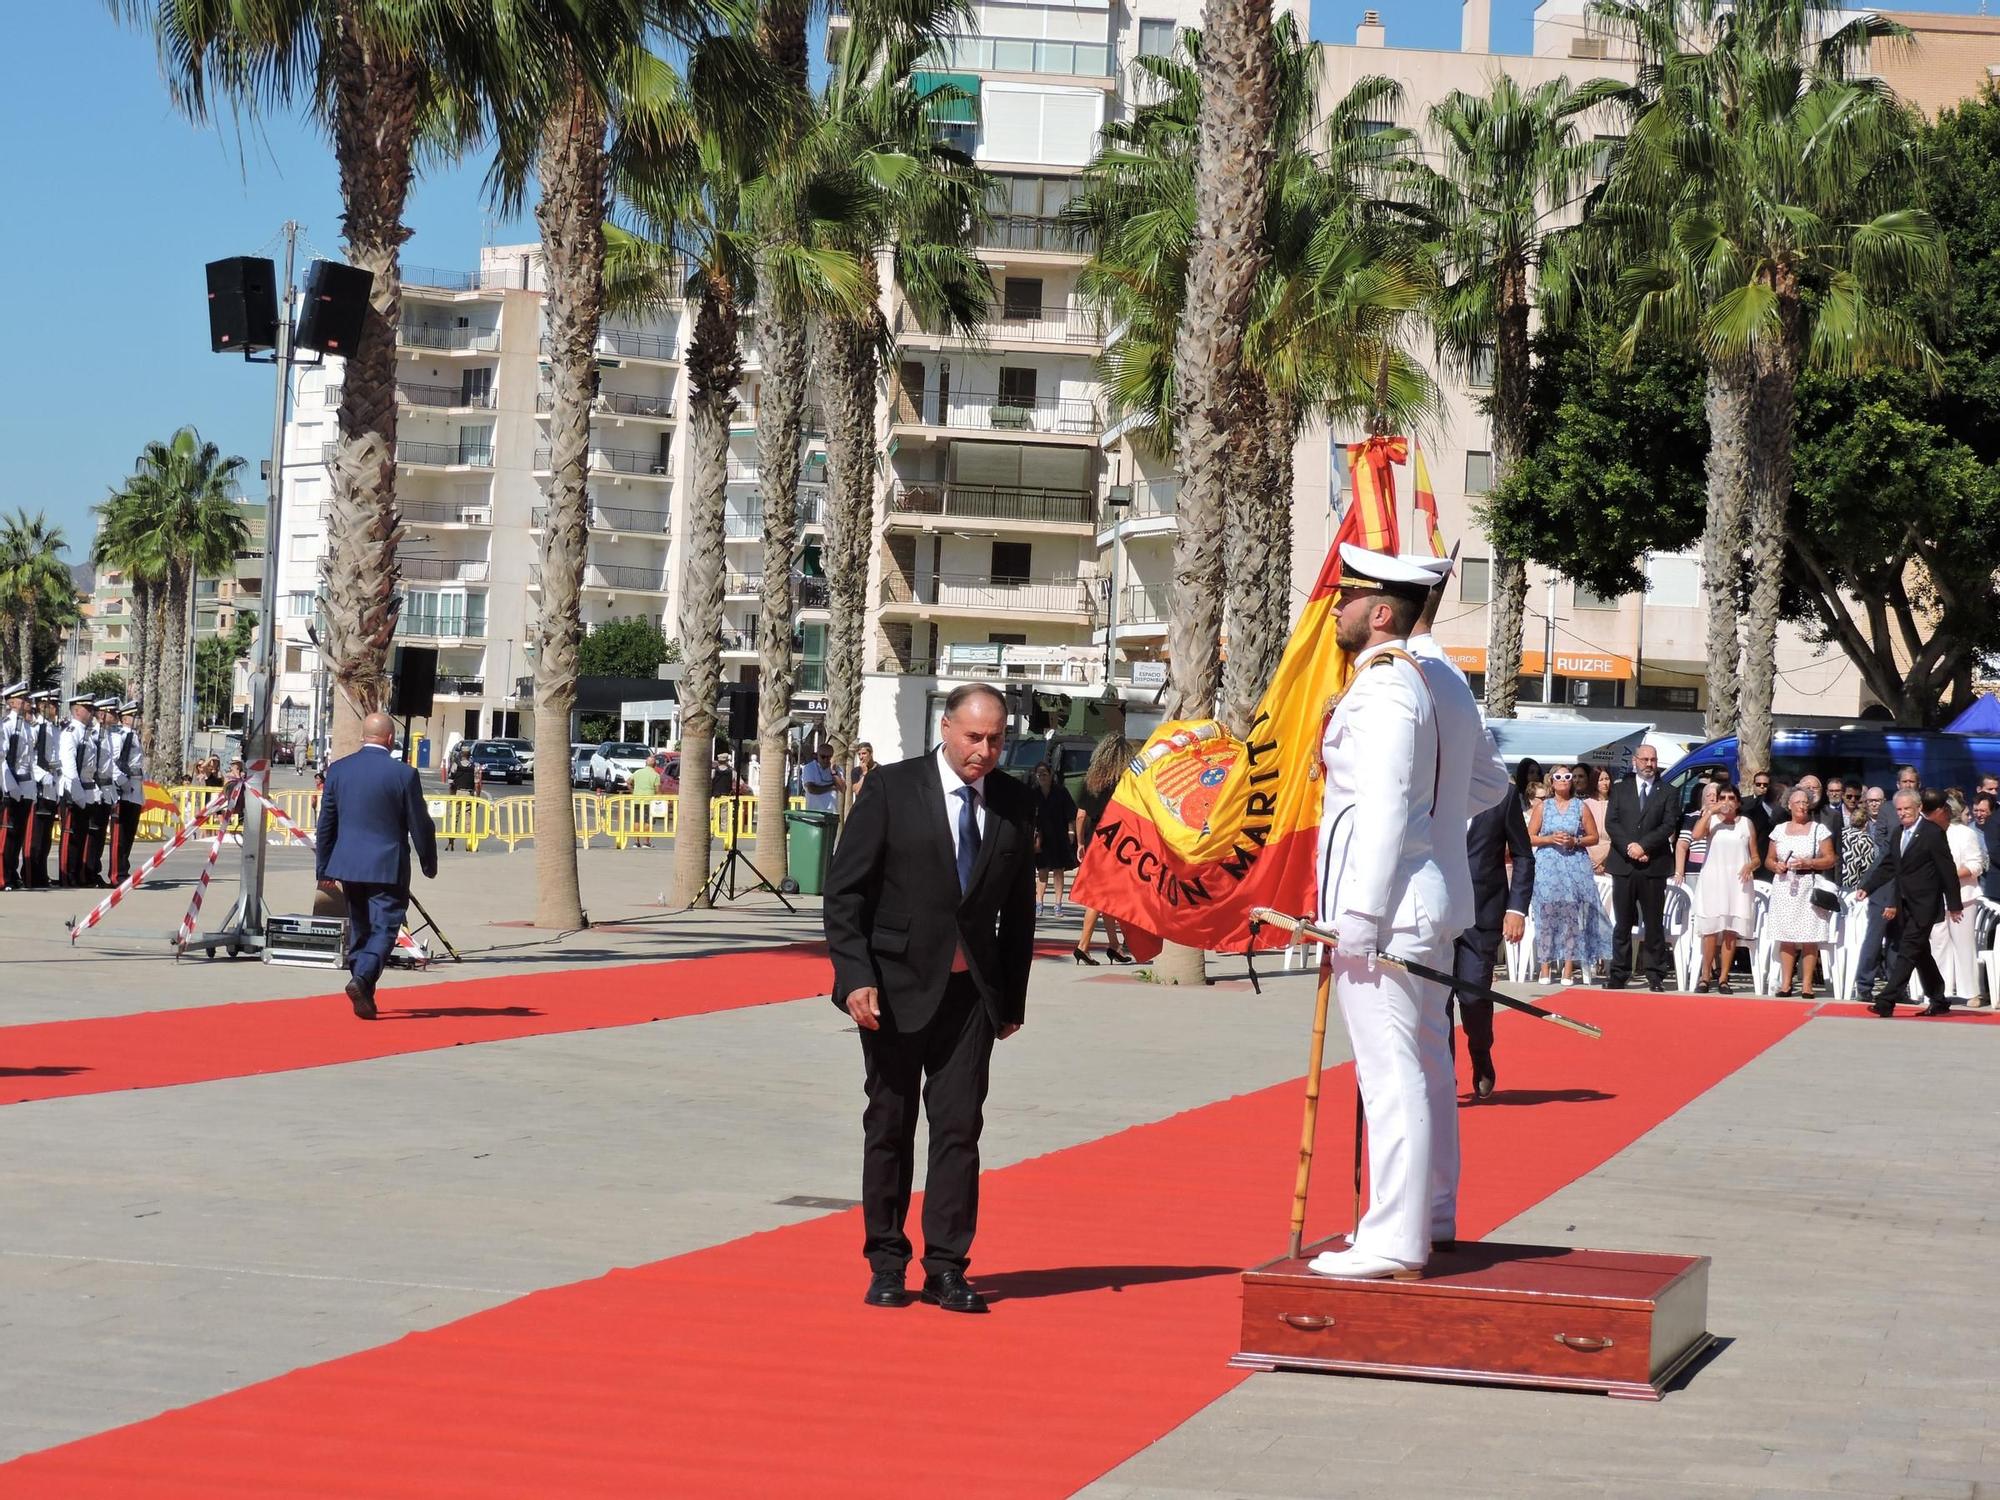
{"left": 1247, "top": 907, "right": 1603, "bottom": 1039}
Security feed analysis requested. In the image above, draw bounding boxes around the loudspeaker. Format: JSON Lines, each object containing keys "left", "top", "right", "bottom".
{"left": 296, "top": 260, "right": 373, "bottom": 356}
{"left": 390, "top": 646, "right": 438, "bottom": 719}
{"left": 205, "top": 256, "right": 278, "bottom": 353}
{"left": 725, "top": 682, "right": 760, "bottom": 746}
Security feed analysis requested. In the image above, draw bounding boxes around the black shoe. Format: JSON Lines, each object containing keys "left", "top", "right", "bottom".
{"left": 920, "top": 1269, "right": 988, "bottom": 1314}
{"left": 1071, "top": 947, "right": 1100, "bottom": 967}
{"left": 1648, "top": 977, "right": 1666, "bottom": 993}
{"left": 864, "top": 1270, "right": 911, "bottom": 1307}
{"left": 1105, "top": 947, "right": 1136, "bottom": 965}
{"left": 1695, "top": 978, "right": 1712, "bottom": 993}
{"left": 1870, "top": 998, "right": 1895, "bottom": 1017}
{"left": 344, "top": 978, "right": 378, "bottom": 1021}
{"left": 1603, "top": 977, "right": 1629, "bottom": 990}
{"left": 1917, "top": 1000, "right": 1953, "bottom": 1017}
{"left": 1470, "top": 1050, "right": 1495, "bottom": 1100}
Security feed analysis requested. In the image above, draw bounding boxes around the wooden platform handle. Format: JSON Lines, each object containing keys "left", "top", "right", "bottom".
{"left": 1279, "top": 1313, "right": 1336, "bottom": 1331}
{"left": 1554, "top": 1333, "right": 1615, "bottom": 1351}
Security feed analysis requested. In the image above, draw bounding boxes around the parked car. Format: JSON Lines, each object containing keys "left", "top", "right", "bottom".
{"left": 497, "top": 737, "right": 536, "bottom": 773}
{"left": 569, "top": 742, "right": 595, "bottom": 787}
{"left": 466, "top": 739, "right": 527, "bottom": 785}
{"left": 588, "top": 741, "right": 654, "bottom": 791}
{"left": 1001, "top": 734, "right": 1098, "bottom": 799}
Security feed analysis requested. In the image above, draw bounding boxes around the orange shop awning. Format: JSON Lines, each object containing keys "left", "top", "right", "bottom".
{"left": 1439, "top": 647, "right": 1634, "bottom": 681}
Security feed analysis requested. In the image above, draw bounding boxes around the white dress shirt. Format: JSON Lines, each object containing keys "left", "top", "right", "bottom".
{"left": 937, "top": 745, "right": 988, "bottom": 972}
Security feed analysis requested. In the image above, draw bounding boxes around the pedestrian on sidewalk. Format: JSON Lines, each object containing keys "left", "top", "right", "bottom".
{"left": 1030, "top": 762, "right": 1077, "bottom": 913}
{"left": 630, "top": 757, "right": 662, "bottom": 848}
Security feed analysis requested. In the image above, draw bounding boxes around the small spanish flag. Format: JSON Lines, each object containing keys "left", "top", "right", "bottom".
{"left": 1412, "top": 441, "right": 1446, "bottom": 558}
{"left": 142, "top": 781, "right": 177, "bottom": 816}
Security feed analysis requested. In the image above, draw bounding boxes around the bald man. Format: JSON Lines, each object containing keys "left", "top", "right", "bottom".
{"left": 314, "top": 712, "right": 437, "bottom": 1019}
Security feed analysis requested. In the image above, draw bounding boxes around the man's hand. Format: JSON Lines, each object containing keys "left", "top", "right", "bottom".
{"left": 845, "top": 986, "right": 881, "bottom": 1031}
{"left": 421, "top": 863, "right": 437, "bottom": 881}
{"left": 1502, "top": 911, "right": 1525, "bottom": 945}
{"left": 1883, "top": 906, "right": 1897, "bottom": 922}
{"left": 316, "top": 877, "right": 340, "bottom": 895}
{"left": 1333, "top": 913, "right": 1380, "bottom": 964}
{"left": 998, "top": 1022, "right": 1021, "bottom": 1041}
{"left": 1625, "top": 842, "right": 1647, "bottom": 861}
{"left": 1950, "top": 908, "right": 1965, "bottom": 924}
{"left": 1847, "top": 887, "right": 1866, "bottom": 905}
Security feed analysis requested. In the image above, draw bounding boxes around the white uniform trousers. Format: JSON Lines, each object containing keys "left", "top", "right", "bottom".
{"left": 1335, "top": 933, "right": 1458, "bottom": 1267}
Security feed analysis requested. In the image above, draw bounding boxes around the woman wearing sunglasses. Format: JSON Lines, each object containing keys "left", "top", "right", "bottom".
{"left": 1527, "top": 766, "right": 1606, "bottom": 985}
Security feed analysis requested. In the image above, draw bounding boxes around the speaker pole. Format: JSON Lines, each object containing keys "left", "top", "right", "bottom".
{"left": 226, "top": 219, "right": 301, "bottom": 951}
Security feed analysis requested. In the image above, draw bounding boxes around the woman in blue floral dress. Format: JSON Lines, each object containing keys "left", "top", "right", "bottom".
{"left": 1529, "top": 766, "right": 1607, "bottom": 985}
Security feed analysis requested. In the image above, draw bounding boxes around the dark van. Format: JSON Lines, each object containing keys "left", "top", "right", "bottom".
{"left": 1662, "top": 729, "right": 2000, "bottom": 810}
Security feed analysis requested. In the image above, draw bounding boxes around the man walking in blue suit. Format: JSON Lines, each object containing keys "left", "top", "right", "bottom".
{"left": 315, "top": 712, "right": 438, "bottom": 1019}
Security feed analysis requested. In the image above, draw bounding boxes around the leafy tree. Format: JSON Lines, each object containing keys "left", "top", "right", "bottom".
{"left": 194, "top": 610, "right": 257, "bottom": 727}
{"left": 578, "top": 618, "right": 680, "bottom": 678}
{"left": 0, "top": 510, "right": 76, "bottom": 686}
{"left": 78, "top": 669, "right": 128, "bottom": 701}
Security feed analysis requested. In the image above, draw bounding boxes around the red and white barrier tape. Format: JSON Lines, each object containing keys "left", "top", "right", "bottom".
{"left": 69, "top": 787, "right": 234, "bottom": 944}
{"left": 173, "top": 821, "right": 234, "bottom": 949}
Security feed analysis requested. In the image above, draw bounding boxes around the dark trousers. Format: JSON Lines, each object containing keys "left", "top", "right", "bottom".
{"left": 1610, "top": 874, "right": 1668, "bottom": 983}
{"left": 0, "top": 797, "right": 25, "bottom": 889}
{"left": 342, "top": 880, "right": 410, "bottom": 991}
{"left": 1855, "top": 901, "right": 1892, "bottom": 993}
{"left": 859, "top": 972, "right": 995, "bottom": 1278}
{"left": 1878, "top": 908, "right": 1948, "bottom": 1005}
{"left": 1452, "top": 927, "right": 1500, "bottom": 1061}
{"left": 82, "top": 802, "right": 109, "bottom": 883}
{"left": 57, "top": 803, "right": 86, "bottom": 887}
{"left": 25, "top": 800, "right": 54, "bottom": 887}
{"left": 109, "top": 800, "right": 141, "bottom": 884}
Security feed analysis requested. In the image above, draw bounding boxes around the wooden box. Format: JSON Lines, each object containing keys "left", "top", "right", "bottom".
{"left": 1233, "top": 1238, "right": 1713, "bottom": 1400}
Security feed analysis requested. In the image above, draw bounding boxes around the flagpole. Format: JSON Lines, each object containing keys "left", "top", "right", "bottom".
{"left": 1289, "top": 945, "right": 1335, "bottom": 1261}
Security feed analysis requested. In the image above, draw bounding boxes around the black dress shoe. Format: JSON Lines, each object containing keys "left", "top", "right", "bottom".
{"left": 344, "top": 978, "right": 378, "bottom": 1021}
{"left": 1869, "top": 998, "right": 1895, "bottom": 1017}
{"left": 1917, "top": 1000, "right": 1953, "bottom": 1017}
{"left": 1648, "top": 977, "right": 1666, "bottom": 992}
{"left": 1603, "top": 977, "right": 1629, "bottom": 990}
{"left": 1470, "top": 1050, "right": 1495, "bottom": 1100}
{"left": 864, "top": 1270, "right": 911, "bottom": 1307}
{"left": 920, "top": 1269, "right": 988, "bottom": 1314}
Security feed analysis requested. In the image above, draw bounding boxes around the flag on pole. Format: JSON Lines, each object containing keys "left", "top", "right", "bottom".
{"left": 1411, "top": 442, "right": 1446, "bottom": 558}
{"left": 1070, "top": 439, "right": 1409, "bottom": 960}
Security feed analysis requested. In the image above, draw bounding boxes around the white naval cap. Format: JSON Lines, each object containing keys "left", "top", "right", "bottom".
{"left": 2, "top": 680, "right": 26, "bottom": 698}
{"left": 1336, "top": 543, "right": 1438, "bottom": 597}
{"left": 1400, "top": 552, "right": 1456, "bottom": 587}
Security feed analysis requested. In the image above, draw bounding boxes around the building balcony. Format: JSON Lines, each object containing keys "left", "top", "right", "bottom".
{"left": 918, "top": 34, "right": 1114, "bottom": 78}
{"left": 397, "top": 556, "right": 490, "bottom": 584}
{"left": 887, "top": 482, "right": 1094, "bottom": 531}
{"left": 889, "top": 391, "right": 1102, "bottom": 443}
{"left": 403, "top": 264, "right": 531, "bottom": 293}
{"left": 879, "top": 570, "right": 1099, "bottom": 622}
{"left": 434, "top": 675, "right": 486, "bottom": 696}
{"left": 530, "top": 502, "right": 672, "bottom": 535}
{"left": 895, "top": 303, "right": 1102, "bottom": 351}
{"left": 395, "top": 615, "right": 486, "bottom": 643}
{"left": 537, "top": 388, "right": 677, "bottom": 421}
{"left": 886, "top": 642, "right": 1103, "bottom": 681}
{"left": 398, "top": 381, "right": 496, "bottom": 411}
{"left": 1116, "top": 582, "right": 1170, "bottom": 627}
{"left": 299, "top": 496, "right": 492, "bottom": 527}
{"left": 542, "top": 329, "right": 677, "bottom": 363}
{"left": 724, "top": 573, "right": 830, "bottom": 609}
{"left": 527, "top": 562, "right": 669, "bottom": 595}
{"left": 722, "top": 489, "right": 827, "bottom": 538}
{"left": 398, "top": 323, "right": 500, "bottom": 353}
{"left": 533, "top": 446, "right": 674, "bottom": 480}
{"left": 976, "top": 215, "right": 1093, "bottom": 261}
{"left": 320, "top": 439, "right": 493, "bottom": 469}
{"left": 1097, "top": 480, "right": 1179, "bottom": 541}
{"left": 719, "top": 628, "right": 756, "bottom": 656}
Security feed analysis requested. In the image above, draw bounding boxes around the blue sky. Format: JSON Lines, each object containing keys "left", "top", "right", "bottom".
{"left": 2, "top": 0, "right": 1979, "bottom": 564}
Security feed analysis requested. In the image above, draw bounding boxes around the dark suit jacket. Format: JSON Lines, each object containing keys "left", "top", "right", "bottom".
{"left": 1604, "top": 776, "right": 1679, "bottom": 879}
{"left": 1860, "top": 817, "right": 1962, "bottom": 926}
{"left": 824, "top": 750, "right": 1037, "bottom": 1034}
{"left": 1467, "top": 794, "right": 1533, "bottom": 937}
{"left": 1859, "top": 805, "right": 1900, "bottom": 911}
{"left": 314, "top": 745, "right": 438, "bottom": 889}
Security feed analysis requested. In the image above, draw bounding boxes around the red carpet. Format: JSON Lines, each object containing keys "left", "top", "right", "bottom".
{"left": 0, "top": 991, "right": 1804, "bottom": 1498}
{"left": 0, "top": 944, "right": 834, "bottom": 1108}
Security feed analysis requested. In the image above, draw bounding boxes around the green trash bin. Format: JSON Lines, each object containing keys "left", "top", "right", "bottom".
{"left": 785, "top": 809, "right": 840, "bottom": 895}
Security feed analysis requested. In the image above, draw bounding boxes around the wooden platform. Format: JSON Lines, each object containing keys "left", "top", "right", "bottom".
{"left": 1234, "top": 1238, "right": 1714, "bottom": 1400}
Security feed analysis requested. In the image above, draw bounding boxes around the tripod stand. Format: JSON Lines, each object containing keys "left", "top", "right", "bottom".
{"left": 695, "top": 737, "right": 794, "bottom": 912}
{"left": 404, "top": 891, "right": 462, "bottom": 962}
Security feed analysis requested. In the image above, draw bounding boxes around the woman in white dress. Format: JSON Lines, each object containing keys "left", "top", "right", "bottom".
{"left": 1931, "top": 790, "right": 1987, "bottom": 1002}
{"left": 1692, "top": 785, "right": 1759, "bottom": 993}
{"left": 1765, "top": 788, "right": 1835, "bottom": 998}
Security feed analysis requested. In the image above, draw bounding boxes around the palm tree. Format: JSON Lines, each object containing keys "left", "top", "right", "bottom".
{"left": 91, "top": 490, "right": 171, "bottom": 760}
{"left": 1071, "top": 21, "right": 1434, "bottom": 734}
{"left": 1418, "top": 73, "right": 1623, "bottom": 722}
{"left": 0, "top": 511, "right": 75, "bottom": 688}
{"left": 1595, "top": 0, "right": 1942, "bottom": 774}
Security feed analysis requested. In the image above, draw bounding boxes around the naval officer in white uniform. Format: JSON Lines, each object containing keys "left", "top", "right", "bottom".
{"left": 1309, "top": 546, "right": 1482, "bottom": 1280}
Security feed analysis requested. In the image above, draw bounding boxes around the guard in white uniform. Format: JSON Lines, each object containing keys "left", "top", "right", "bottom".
{"left": 25, "top": 690, "right": 61, "bottom": 887}
{"left": 58, "top": 693, "right": 98, "bottom": 889}
{"left": 1308, "top": 547, "right": 1478, "bottom": 1280}
{"left": 110, "top": 699, "right": 146, "bottom": 884}
{"left": 1, "top": 682, "right": 28, "bottom": 890}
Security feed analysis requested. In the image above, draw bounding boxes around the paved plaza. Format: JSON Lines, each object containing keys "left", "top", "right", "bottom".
{"left": 1, "top": 841, "right": 1996, "bottom": 1496}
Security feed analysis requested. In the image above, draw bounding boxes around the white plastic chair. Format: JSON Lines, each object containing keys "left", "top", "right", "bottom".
{"left": 1979, "top": 899, "right": 2000, "bottom": 1004}
{"left": 1834, "top": 895, "right": 1872, "bottom": 1000}
{"left": 1660, "top": 883, "right": 1692, "bottom": 990}
{"left": 1506, "top": 909, "right": 1536, "bottom": 983}
{"left": 1750, "top": 882, "right": 1775, "bottom": 995}
{"left": 1670, "top": 883, "right": 1699, "bottom": 990}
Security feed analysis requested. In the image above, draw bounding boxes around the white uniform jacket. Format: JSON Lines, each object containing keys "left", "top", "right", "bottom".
{"left": 94, "top": 726, "right": 118, "bottom": 803}
{"left": 1317, "top": 642, "right": 1450, "bottom": 955}
{"left": 1406, "top": 632, "right": 1511, "bottom": 935}
{"left": 34, "top": 718, "right": 60, "bottom": 797}
{"left": 115, "top": 727, "right": 146, "bottom": 804}
{"left": 59, "top": 721, "right": 97, "bottom": 806}
{"left": 2, "top": 710, "right": 24, "bottom": 801}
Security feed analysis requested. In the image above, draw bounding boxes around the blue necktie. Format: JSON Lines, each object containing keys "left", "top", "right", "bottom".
{"left": 956, "top": 784, "right": 980, "bottom": 893}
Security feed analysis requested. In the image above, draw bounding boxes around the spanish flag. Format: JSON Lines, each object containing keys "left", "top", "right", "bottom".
{"left": 1071, "top": 437, "right": 1409, "bottom": 959}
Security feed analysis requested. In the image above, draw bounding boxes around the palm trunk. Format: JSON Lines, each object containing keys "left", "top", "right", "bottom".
{"left": 15, "top": 614, "right": 30, "bottom": 696}
{"left": 1220, "top": 384, "right": 1289, "bottom": 736}
{"left": 154, "top": 562, "right": 191, "bottom": 782}
{"left": 817, "top": 303, "right": 878, "bottom": 788}
{"left": 142, "top": 578, "right": 168, "bottom": 765}
{"left": 1480, "top": 274, "right": 1533, "bottom": 720}
{"left": 1159, "top": 0, "right": 1276, "bottom": 986}
{"left": 1735, "top": 330, "right": 1800, "bottom": 784}
{"left": 674, "top": 286, "right": 744, "bottom": 906}
{"left": 1700, "top": 362, "right": 1750, "bottom": 740}
{"left": 322, "top": 7, "right": 419, "bottom": 762}
{"left": 531, "top": 76, "right": 609, "bottom": 930}
{"left": 753, "top": 306, "right": 808, "bottom": 884}
{"left": 130, "top": 576, "right": 151, "bottom": 755}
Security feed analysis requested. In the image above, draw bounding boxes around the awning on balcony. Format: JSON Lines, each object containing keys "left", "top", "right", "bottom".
{"left": 913, "top": 71, "right": 981, "bottom": 123}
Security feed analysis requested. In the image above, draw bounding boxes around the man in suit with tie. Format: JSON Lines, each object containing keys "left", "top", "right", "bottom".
{"left": 824, "top": 683, "right": 1036, "bottom": 1314}
{"left": 1853, "top": 787, "right": 1963, "bottom": 1016}
{"left": 1456, "top": 789, "right": 1534, "bottom": 1097}
{"left": 1604, "top": 745, "right": 1680, "bottom": 990}
{"left": 314, "top": 711, "right": 437, "bottom": 1020}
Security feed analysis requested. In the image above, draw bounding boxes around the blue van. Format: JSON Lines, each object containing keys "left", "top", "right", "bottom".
{"left": 1662, "top": 729, "right": 2000, "bottom": 810}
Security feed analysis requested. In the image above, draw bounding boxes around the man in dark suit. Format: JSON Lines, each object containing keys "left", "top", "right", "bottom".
{"left": 824, "top": 683, "right": 1036, "bottom": 1315}
{"left": 314, "top": 711, "right": 437, "bottom": 1020}
{"left": 1854, "top": 787, "right": 1963, "bottom": 1016}
{"left": 1453, "top": 790, "right": 1533, "bottom": 1098}
{"left": 1604, "top": 745, "right": 1680, "bottom": 990}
